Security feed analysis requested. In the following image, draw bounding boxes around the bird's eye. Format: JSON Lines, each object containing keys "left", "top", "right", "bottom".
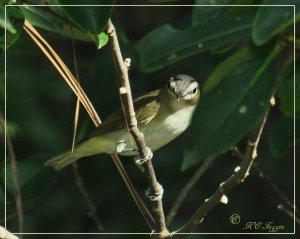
{"left": 192, "top": 87, "right": 197, "bottom": 94}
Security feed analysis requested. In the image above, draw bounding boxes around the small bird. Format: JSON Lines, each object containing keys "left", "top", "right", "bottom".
{"left": 45, "top": 74, "right": 200, "bottom": 170}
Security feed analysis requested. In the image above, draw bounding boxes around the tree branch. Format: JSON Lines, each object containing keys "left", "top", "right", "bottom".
{"left": 107, "top": 19, "right": 168, "bottom": 236}
{"left": 173, "top": 106, "right": 271, "bottom": 237}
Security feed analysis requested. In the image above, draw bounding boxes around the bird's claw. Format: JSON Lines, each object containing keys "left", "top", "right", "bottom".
{"left": 134, "top": 147, "right": 153, "bottom": 165}
{"left": 145, "top": 182, "right": 164, "bottom": 201}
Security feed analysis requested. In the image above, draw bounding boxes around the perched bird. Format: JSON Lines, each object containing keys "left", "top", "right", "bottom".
{"left": 45, "top": 74, "right": 200, "bottom": 170}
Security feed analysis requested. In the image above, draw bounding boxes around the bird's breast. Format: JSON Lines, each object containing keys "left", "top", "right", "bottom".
{"left": 141, "top": 105, "right": 196, "bottom": 151}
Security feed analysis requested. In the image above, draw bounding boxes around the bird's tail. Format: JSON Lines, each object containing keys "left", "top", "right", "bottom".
{"left": 44, "top": 150, "right": 81, "bottom": 170}
{"left": 45, "top": 137, "right": 110, "bottom": 170}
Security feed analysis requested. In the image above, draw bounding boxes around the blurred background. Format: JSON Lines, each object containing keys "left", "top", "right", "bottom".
{"left": 0, "top": 0, "right": 299, "bottom": 238}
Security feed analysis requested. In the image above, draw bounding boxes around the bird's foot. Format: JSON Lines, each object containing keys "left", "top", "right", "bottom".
{"left": 145, "top": 182, "right": 164, "bottom": 201}
{"left": 116, "top": 141, "right": 139, "bottom": 154}
{"left": 134, "top": 147, "right": 153, "bottom": 165}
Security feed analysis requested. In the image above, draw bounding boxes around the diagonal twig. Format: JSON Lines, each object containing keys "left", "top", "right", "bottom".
{"left": 232, "top": 146, "right": 299, "bottom": 220}
{"left": 71, "top": 164, "right": 104, "bottom": 232}
{"left": 107, "top": 19, "right": 168, "bottom": 236}
{"left": 0, "top": 113, "right": 23, "bottom": 238}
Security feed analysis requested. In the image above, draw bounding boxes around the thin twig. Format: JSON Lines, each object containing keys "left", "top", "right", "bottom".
{"left": 253, "top": 163, "right": 299, "bottom": 215}
{"left": 173, "top": 105, "right": 271, "bottom": 237}
{"left": 69, "top": 25, "right": 105, "bottom": 233}
{"left": 232, "top": 126, "right": 299, "bottom": 223}
{"left": 166, "top": 157, "right": 215, "bottom": 227}
{"left": 71, "top": 164, "right": 104, "bottom": 232}
{"left": 0, "top": 114, "right": 23, "bottom": 237}
{"left": 1, "top": 178, "right": 60, "bottom": 224}
{"left": 278, "top": 204, "right": 300, "bottom": 225}
{"left": 107, "top": 19, "right": 168, "bottom": 236}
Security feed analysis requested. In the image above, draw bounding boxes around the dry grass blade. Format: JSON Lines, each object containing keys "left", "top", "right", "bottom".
{"left": 70, "top": 25, "right": 81, "bottom": 152}
{"left": 23, "top": 20, "right": 101, "bottom": 127}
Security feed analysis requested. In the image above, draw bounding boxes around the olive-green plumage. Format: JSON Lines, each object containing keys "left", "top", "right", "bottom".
{"left": 45, "top": 74, "right": 200, "bottom": 170}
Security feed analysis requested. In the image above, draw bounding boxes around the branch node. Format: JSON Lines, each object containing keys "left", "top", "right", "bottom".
{"left": 252, "top": 149, "right": 257, "bottom": 159}
{"left": 124, "top": 58, "right": 131, "bottom": 68}
{"left": 270, "top": 96, "right": 276, "bottom": 106}
{"left": 150, "top": 229, "right": 171, "bottom": 239}
{"left": 234, "top": 166, "right": 241, "bottom": 172}
{"left": 119, "top": 86, "right": 127, "bottom": 94}
{"left": 220, "top": 194, "right": 228, "bottom": 205}
{"left": 219, "top": 181, "right": 226, "bottom": 187}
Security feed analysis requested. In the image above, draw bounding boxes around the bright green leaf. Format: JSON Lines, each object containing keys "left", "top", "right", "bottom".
{"left": 182, "top": 50, "right": 279, "bottom": 170}
{"left": 268, "top": 116, "right": 300, "bottom": 157}
{"left": 97, "top": 32, "right": 108, "bottom": 49}
{"left": 252, "top": 0, "right": 300, "bottom": 45}
{"left": 58, "top": 1, "right": 114, "bottom": 35}
{"left": 203, "top": 47, "right": 254, "bottom": 93}
{"left": 136, "top": 16, "right": 254, "bottom": 73}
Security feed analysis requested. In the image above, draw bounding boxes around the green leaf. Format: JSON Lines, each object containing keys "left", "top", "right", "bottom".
{"left": 136, "top": 16, "right": 253, "bottom": 73}
{"left": 0, "top": 23, "right": 23, "bottom": 49}
{"left": 97, "top": 32, "right": 108, "bottom": 49}
{"left": 20, "top": 6, "right": 91, "bottom": 42}
{"left": 182, "top": 50, "right": 279, "bottom": 170}
{"left": 252, "top": 0, "right": 300, "bottom": 45}
{"left": 0, "top": 7, "right": 24, "bottom": 49}
{"left": 192, "top": 0, "right": 232, "bottom": 25}
{"left": 0, "top": 6, "right": 16, "bottom": 33}
{"left": 268, "top": 116, "right": 300, "bottom": 157}
{"left": 21, "top": 6, "right": 63, "bottom": 32}
{"left": 203, "top": 47, "right": 254, "bottom": 93}
{"left": 58, "top": 1, "right": 114, "bottom": 35}
{"left": 278, "top": 69, "right": 300, "bottom": 118}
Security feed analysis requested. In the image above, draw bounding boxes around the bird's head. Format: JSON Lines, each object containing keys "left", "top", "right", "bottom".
{"left": 162, "top": 74, "right": 200, "bottom": 108}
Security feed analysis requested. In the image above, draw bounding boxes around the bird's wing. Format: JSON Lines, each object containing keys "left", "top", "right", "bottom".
{"left": 89, "top": 89, "right": 160, "bottom": 137}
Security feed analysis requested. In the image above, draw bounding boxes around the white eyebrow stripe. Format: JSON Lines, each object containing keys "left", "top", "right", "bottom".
{"left": 186, "top": 81, "right": 199, "bottom": 93}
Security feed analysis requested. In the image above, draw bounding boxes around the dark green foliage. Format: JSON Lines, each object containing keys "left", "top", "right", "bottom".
{"left": 0, "top": 2, "right": 297, "bottom": 235}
